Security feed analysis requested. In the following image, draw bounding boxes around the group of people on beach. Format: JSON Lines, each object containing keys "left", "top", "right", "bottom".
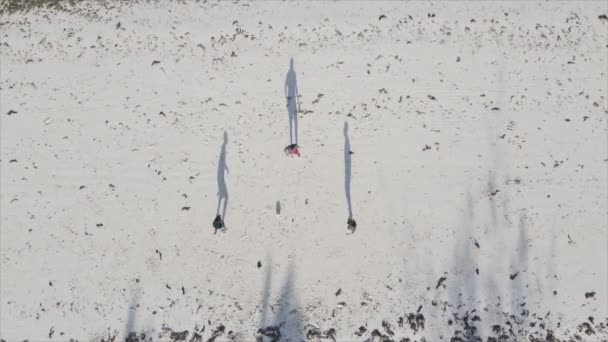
{"left": 213, "top": 58, "right": 355, "bottom": 233}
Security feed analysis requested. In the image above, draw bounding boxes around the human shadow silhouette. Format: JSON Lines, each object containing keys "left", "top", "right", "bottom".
{"left": 214, "top": 131, "right": 229, "bottom": 231}
{"left": 344, "top": 122, "right": 356, "bottom": 232}
{"left": 285, "top": 58, "right": 299, "bottom": 146}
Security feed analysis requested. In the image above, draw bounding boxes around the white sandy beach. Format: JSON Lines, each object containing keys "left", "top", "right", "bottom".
{"left": 1, "top": 1, "right": 607, "bottom": 341}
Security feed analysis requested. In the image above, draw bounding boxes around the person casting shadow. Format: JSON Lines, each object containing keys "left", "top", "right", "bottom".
{"left": 344, "top": 122, "right": 356, "bottom": 233}
{"left": 213, "top": 131, "right": 229, "bottom": 232}
{"left": 284, "top": 58, "right": 301, "bottom": 157}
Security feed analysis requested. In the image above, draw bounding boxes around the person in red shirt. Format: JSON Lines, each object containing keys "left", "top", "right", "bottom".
{"left": 283, "top": 143, "right": 300, "bottom": 157}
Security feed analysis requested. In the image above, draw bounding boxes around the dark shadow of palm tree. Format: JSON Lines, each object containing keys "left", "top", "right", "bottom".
{"left": 124, "top": 289, "right": 139, "bottom": 340}
{"left": 122, "top": 288, "right": 153, "bottom": 342}
{"left": 446, "top": 189, "right": 483, "bottom": 341}
{"left": 272, "top": 262, "right": 304, "bottom": 341}
{"left": 509, "top": 213, "right": 528, "bottom": 311}
{"left": 258, "top": 255, "right": 273, "bottom": 331}
{"left": 285, "top": 58, "right": 299, "bottom": 146}
{"left": 344, "top": 122, "right": 356, "bottom": 232}
{"left": 257, "top": 259, "right": 304, "bottom": 342}
{"left": 215, "top": 131, "right": 229, "bottom": 230}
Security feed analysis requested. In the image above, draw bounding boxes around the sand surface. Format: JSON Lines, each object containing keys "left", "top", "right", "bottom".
{"left": 1, "top": 1, "right": 607, "bottom": 341}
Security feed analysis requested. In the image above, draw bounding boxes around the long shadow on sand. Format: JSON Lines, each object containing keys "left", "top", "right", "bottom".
{"left": 215, "top": 131, "right": 229, "bottom": 229}
{"left": 285, "top": 58, "right": 299, "bottom": 146}
{"left": 119, "top": 288, "right": 153, "bottom": 342}
{"left": 442, "top": 59, "right": 540, "bottom": 338}
{"left": 344, "top": 121, "right": 356, "bottom": 232}
{"left": 257, "top": 259, "right": 304, "bottom": 342}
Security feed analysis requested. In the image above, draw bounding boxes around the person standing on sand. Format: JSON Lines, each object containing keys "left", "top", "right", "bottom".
{"left": 283, "top": 143, "right": 300, "bottom": 157}
{"left": 213, "top": 131, "right": 229, "bottom": 233}
{"left": 284, "top": 58, "right": 301, "bottom": 156}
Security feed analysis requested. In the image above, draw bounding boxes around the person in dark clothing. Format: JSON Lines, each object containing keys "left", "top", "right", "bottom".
{"left": 347, "top": 217, "right": 357, "bottom": 233}
{"left": 213, "top": 214, "right": 224, "bottom": 233}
